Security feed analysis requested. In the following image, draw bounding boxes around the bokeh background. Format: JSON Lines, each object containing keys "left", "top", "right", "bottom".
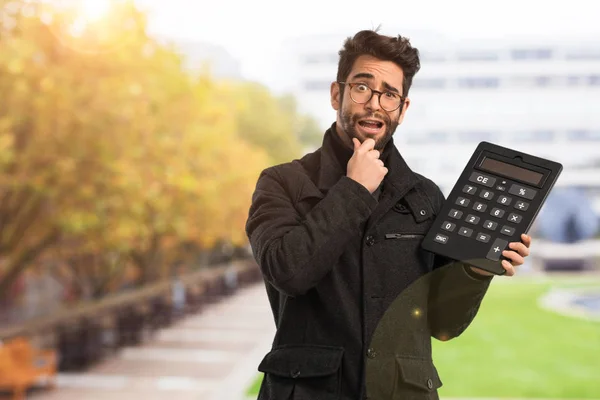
{"left": 0, "top": 0, "right": 599, "bottom": 399}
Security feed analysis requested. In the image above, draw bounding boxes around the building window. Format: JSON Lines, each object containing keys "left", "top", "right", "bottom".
{"left": 458, "top": 77, "right": 499, "bottom": 88}
{"left": 565, "top": 49, "right": 600, "bottom": 60}
{"left": 302, "top": 54, "right": 336, "bottom": 65}
{"left": 589, "top": 76, "right": 600, "bottom": 86}
{"left": 511, "top": 48, "right": 553, "bottom": 60}
{"left": 567, "top": 76, "right": 583, "bottom": 86}
{"left": 420, "top": 53, "right": 446, "bottom": 62}
{"left": 457, "top": 131, "right": 495, "bottom": 142}
{"left": 516, "top": 130, "right": 555, "bottom": 142}
{"left": 567, "top": 130, "right": 600, "bottom": 141}
{"left": 535, "top": 76, "right": 552, "bottom": 87}
{"left": 413, "top": 78, "right": 447, "bottom": 89}
{"left": 457, "top": 52, "right": 499, "bottom": 61}
{"left": 428, "top": 131, "right": 448, "bottom": 142}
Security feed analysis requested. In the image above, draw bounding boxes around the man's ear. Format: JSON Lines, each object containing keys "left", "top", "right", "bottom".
{"left": 330, "top": 82, "right": 340, "bottom": 110}
{"left": 398, "top": 98, "right": 410, "bottom": 124}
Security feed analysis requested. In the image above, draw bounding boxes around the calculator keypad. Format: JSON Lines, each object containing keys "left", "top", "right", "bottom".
{"left": 439, "top": 175, "right": 538, "bottom": 261}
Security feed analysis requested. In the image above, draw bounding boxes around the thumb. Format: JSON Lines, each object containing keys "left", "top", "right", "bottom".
{"left": 352, "top": 138, "right": 360, "bottom": 151}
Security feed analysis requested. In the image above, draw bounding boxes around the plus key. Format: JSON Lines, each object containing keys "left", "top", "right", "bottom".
{"left": 486, "top": 238, "right": 509, "bottom": 261}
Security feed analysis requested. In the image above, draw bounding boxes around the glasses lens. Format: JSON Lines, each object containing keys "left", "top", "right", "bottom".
{"left": 350, "top": 84, "right": 401, "bottom": 111}
{"left": 350, "top": 84, "right": 372, "bottom": 103}
{"left": 380, "top": 94, "right": 401, "bottom": 111}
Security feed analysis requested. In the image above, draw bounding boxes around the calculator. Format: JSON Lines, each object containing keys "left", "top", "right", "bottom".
{"left": 421, "top": 141, "right": 563, "bottom": 275}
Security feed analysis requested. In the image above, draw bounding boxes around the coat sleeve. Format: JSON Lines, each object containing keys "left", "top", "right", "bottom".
{"left": 245, "top": 167, "right": 378, "bottom": 297}
{"left": 427, "top": 186, "right": 494, "bottom": 341}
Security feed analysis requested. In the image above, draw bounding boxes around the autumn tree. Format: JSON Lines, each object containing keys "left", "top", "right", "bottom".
{"left": 0, "top": 0, "right": 303, "bottom": 299}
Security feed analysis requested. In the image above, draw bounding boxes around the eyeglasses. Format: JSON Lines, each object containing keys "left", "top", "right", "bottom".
{"left": 338, "top": 82, "right": 404, "bottom": 112}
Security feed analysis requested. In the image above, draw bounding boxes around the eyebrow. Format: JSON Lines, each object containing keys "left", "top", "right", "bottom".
{"left": 350, "top": 72, "right": 401, "bottom": 94}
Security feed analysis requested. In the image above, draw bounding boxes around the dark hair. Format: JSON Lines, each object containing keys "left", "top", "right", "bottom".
{"left": 337, "top": 29, "right": 421, "bottom": 97}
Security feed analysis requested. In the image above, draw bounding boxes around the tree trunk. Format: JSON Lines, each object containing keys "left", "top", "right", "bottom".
{"left": 0, "top": 229, "right": 60, "bottom": 299}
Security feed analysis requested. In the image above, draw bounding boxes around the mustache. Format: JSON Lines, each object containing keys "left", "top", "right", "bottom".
{"left": 352, "top": 112, "right": 389, "bottom": 123}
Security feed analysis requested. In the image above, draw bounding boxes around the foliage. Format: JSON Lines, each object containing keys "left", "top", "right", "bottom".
{"left": 0, "top": 0, "right": 302, "bottom": 298}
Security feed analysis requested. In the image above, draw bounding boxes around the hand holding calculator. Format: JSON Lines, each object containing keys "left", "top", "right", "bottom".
{"left": 421, "top": 141, "right": 562, "bottom": 275}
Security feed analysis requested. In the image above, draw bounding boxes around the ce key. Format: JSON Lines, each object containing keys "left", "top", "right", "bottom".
{"left": 468, "top": 172, "right": 496, "bottom": 188}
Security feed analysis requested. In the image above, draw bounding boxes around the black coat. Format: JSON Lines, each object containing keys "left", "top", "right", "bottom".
{"left": 245, "top": 124, "right": 492, "bottom": 400}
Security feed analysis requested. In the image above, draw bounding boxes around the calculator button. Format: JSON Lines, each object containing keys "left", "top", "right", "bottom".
{"left": 496, "top": 195, "right": 512, "bottom": 206}
{"left": 486, "top": 238, "right": 508, "bottom": 261}
{"left": 434, "top": 233, "right": 449, "bottom": 244}
{"left": 448, "top": 209, "right": 463, "bottom": 219}
{"left": 508, "top": 184, "right": 537, "bottom": 200}
{"left": 483, "top": 220, "right": 498, "bottom": 231}
{"left": 500, "top": 225, "right": 516, "bottom": 236}
{"left": 490, "top": 208, "right": 505, "bottom": 218}
{"left": 441, "top": 221, "right": 456, "bottom": 232}
{"left": 495, "top": 185, "right": 506, "bottom": 191}
{"left": 469, "top": 172, "right": 496, "bottom": 188}
{"left": 455, "top": 197, "right": 470, "bottom": 207}
{"left": 458, "top": 227, "right": 473, "bottom": 237}
{"left": 462, "top": 185, "right": 477, "bottom": 195}
{"left": 514, "top": 201, "right": 529, "bottom": 211}
{"left": 476, "top": 233, "right": 491, "bottom": 243}
{"left": 465, "top": 214, "right": 480, "bottom": 225}
{"left": 479, "top": 190, "right": 494, "bottom": 200}
{"left": 473, "top": 202, "right": 487, "bottom": 212}
{"left": 507, "top": 213, "right": 523, "bottom": 224}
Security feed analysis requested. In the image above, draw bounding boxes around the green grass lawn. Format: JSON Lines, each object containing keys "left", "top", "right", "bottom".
{"left": 246, "top": 276, "right": 600, "bottom": 398}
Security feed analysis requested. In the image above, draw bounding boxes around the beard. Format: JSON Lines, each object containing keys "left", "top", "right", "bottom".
{"left": 339, "top": 108, "right": 399, "bottom": 151}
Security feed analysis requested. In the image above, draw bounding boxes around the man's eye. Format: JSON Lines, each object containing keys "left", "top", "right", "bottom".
{"left": 356, "top": 84, "right": 369, "bottom": 91}
{"left": 385, "top": 92, "right": 397, "bottom": 98}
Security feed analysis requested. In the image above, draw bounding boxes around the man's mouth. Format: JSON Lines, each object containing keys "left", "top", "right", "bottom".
{"left": 357, "top": 119, "right": 384, "bottom": 134}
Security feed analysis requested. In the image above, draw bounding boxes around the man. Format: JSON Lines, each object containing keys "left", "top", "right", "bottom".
{"left": 245, "top": 29, "right": 531, "bottom": 400}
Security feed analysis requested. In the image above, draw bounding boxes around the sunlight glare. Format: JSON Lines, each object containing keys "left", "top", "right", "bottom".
{"left": 79, "top": 0, "right": 112, "bottom": 23}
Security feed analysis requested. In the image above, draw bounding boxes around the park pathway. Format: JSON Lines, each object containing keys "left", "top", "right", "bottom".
{"left": 28, "top": 283, "right": 275, "bottom": 400}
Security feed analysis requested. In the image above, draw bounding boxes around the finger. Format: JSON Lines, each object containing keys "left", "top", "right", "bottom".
{"left": 352, "top": 138, "right": 361, "bottom": 151}
{"left": 521, "top": 233, "right": 532, "bottom": 248}
{"left": 359, "top": 138, "right": 376, "bottom": 152}
{"left": 502, "top": 260, "right": 516, "bottom": 276}
{"left": 502, "top": 250, "right": 524, "bottom": 266}
{"left": 376, "top": 159, "right": 384, "bottom": 167}
{"left": 368, "top": 150, "right": 381, "bottom": 159}
{"left": 509, "top": 242, "right": 530, "bottom": 257}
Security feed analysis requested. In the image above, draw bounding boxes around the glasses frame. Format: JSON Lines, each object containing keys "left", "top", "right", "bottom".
{"left": 338, "top": 81, "right": 405, "bottom": 112}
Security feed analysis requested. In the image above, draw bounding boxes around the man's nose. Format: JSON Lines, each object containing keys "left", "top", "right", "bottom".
{"left": 365, "top": 92, "right": 382, "bottom": 112}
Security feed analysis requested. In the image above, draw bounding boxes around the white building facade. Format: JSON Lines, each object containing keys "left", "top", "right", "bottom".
{"left": 278, "top": 31, "right": 600, "bottom": 215}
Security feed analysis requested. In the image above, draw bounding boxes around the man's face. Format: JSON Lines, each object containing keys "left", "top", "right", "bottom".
{"left": 330, "top": 55, "right": 410, "bottom": 151}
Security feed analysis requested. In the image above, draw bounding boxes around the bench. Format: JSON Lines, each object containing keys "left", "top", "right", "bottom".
{"left": 0, "top": 337, "right": 57, "bottom": 400}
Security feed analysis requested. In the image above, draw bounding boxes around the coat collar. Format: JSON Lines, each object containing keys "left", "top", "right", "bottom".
{"left": 317, "top": 123, "right": 421, "bottom": 200}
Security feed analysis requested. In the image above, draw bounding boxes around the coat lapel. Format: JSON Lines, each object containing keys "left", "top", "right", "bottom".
{"left": 364, "top": 139, "right": 421, "bottom": 232}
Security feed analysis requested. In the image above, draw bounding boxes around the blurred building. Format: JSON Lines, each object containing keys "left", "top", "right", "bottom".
{"left": 167, "top": 38, "right": 243, "bottom": 80}
{"left": 277, "top": 31, "right": 600, "bottom": 237}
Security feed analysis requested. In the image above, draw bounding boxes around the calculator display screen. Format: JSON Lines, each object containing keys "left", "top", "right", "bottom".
{"left": 479, "top": 157, "right": 544, "bottom": 186}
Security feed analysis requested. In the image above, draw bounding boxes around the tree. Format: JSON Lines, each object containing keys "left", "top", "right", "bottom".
{"left": 0, "top": 0, "right": 300, "bottom": 298}
{"left": 227, "top": 81, "right": 303, "bottom": 165}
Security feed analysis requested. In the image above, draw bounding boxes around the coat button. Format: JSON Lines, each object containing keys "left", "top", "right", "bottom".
{"left": 366, "top": 236, "right": 375, "bottom": 246}
{"left": 427, "top": 378, "right": 433, "bottom": 389}
{"left": 366, "top": 348, "right": 376, "bottom": 358}
{"left": 291, "top": 370, "right": 301, "bottom": 378}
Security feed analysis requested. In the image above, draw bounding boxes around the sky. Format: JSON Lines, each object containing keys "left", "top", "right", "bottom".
{"left": 129, "top": 0, "right": 600, "bottom": 89}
